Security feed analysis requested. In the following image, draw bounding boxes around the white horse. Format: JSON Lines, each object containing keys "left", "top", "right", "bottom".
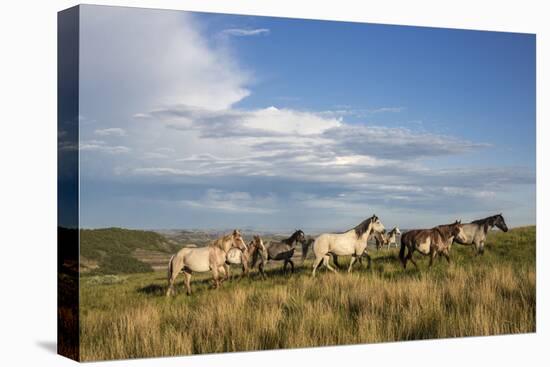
{"left": 312, "top": 215, "right": 385, "bottom": 276}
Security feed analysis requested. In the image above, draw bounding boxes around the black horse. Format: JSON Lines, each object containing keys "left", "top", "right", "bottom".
{"left": 263, "top": 230, "right": 306, "bottom": 273}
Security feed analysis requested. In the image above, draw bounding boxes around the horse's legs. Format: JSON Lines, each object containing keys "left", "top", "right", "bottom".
{"left": 443, "top": 249, "right": 451, "bottom": 264}
{"left": 332, "top": 254, "right": 342, "bottom": 269}
{"left": 211, "top": 266, "right": 220, "bottom": 289}
{"left": 363, "top": 252, "right": 372, "bottom": 269}
{"left": 241, "top": 263, "right": 249, "bottom": 279}
{"left": 183, "top": 271, "right": 192, "bottom": 295}
{"left": 219, "top": 265, "right": 228, "bottom": 283}
{"left": 428, "top": 250, "right": 436, "bottom": 268}
{"left": 409, "top": 256, "right": 419, "bottom": 269}
{"left": 259, "top": 262, "right": 267, "bottom": 279}
{"left": 221, "top": 263, "right": 230, "bottom": 281}
{"left": 288, "top": 259, "right": 295, "bottom": 273}
{"left": 348, "top": 255, "right": 357, "bottom": 273}
{"left": 324, "top": 255, "right": 338, "bottom": 273}
{"left": 312, "top": 256, "right": 323, "bottom": 277}
{"left": 167, "top": 274, "right": 177, "bottom": 297}
{"left": 283, "top": 260, "right": 288, "bottom": 273}
{"left": 406, "top": 248, "right": 418, "bottom": 269}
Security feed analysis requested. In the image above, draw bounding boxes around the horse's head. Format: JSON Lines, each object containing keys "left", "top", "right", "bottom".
{"left": 231, "top": 229, "right": 247, "bottom": 251}
{"left": 250, "top": 235, "right": 264, "bottom": 250}
{"left": 493, "top": 213, "right": 509, "bottom": 232}
{"left": 370, "top": 214, "right": 385, "bottom": 234}
{"left": 293, "top": 229, "right": 306, "bottom": 244}
{"left": 451, "top": 220, "right": 467, "bottom": 242}
{"left": 394, "top": 227, "right": 401, "bottom": 235}
{"left": 252, "top": 235, "right": 268, "bottom": 258}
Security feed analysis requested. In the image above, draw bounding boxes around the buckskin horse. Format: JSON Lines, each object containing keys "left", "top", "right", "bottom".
{"left": 166, "top": 230, "right": 247, "bottom": 296}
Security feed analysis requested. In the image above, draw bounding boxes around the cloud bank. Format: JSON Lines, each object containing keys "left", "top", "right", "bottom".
{"left": 77, "top": 6, "right": 534, "bottom": 230}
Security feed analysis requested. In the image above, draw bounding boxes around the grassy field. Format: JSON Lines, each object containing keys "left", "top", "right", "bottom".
{"left": 79, "top": 226, "right": 536, "bottom": 361}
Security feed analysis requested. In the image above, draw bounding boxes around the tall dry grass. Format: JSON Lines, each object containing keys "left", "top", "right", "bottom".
{"left": 79, "top": 226, "right": 535, "bottom": 361}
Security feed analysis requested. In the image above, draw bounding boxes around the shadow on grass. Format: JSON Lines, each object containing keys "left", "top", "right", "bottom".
{"left": 139, "top": 254, "right": 423, "bottom": 297}
{"left": 137, "top": 284, "right": 166, "bottom": 296}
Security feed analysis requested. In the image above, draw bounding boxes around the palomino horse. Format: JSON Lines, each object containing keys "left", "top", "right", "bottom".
{"left": 166, "top": 230, "right": 247, "bottom": 296}
{"left": 452, "top": 214, "right": 508, "bottom": 254}
{"left": 311, "top": 215, "right": 385, "bottom": 276}
{"left": 265, "top": 230, "right": 306, "bottom": 273}
{"left": 399, "top": 220, "right": 467, "bottom": 269}
{"left": 226, "top": 235, "right": 268, "bottom": 279}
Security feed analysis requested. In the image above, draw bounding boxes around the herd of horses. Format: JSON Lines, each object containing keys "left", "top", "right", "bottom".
{"left": 166, "top": 213, "right": 509, "bottom": 296}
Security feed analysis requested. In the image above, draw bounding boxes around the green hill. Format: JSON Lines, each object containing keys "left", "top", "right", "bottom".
{"left": 80, "top": 228, "right": 179, "bottom": 275}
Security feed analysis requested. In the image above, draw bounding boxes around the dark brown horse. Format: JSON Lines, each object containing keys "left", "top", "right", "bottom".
{"left": 399, "top": 220, "right": 467, "bottom": 269}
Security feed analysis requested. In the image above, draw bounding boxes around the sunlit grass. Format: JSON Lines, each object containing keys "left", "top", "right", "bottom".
{"left": 79, "top": 226, "right": 535, "bottom": 361}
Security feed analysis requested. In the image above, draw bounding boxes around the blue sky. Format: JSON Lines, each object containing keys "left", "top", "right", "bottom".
{"left": 75, "top": 5, "right": 535, "bottom": 231}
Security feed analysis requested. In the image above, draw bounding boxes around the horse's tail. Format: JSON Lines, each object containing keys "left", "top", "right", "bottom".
{"left": 167, "top": 254, "right": 175, "bottom": 281}
{"left": 301, "top": 239, "right": 311, "bottom": 262}
{"left": 398, "top": 236, "right": 407, "bottom": 264}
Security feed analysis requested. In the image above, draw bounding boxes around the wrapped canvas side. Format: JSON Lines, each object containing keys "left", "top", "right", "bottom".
{"left": 57, "top": 5, "right": 80, "bottom": 361}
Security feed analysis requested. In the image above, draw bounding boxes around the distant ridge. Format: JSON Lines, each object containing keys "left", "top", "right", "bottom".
{"left": 80, "top": 227, "right": 180, "bottom": 275}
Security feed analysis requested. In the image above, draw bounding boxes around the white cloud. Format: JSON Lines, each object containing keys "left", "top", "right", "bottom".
{"left": 80, "top": 5, "right": 250, "bottom": 111}
{"left": 94, "top": 128, "right": 126, "bottom": 136}
{"left": 180, "top": 189, "right": 277, "bottom": 214}
{"left": 221, "top": 28, "right": 270, "bottom": 37}
{"left": 80, "top": 140, "right": 130, "bottom": 154}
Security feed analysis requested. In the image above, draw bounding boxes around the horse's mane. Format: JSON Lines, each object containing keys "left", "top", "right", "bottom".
{"left": 471, "top": 214, "right": 500, "bottom": 226}
{"left": 282, "top": 230, "right": 304, "bottom": 245}
{"left": 210, "top": 232, "right": 233, "bottom": 250}
{"left": 434, "top": 225, "right": 451, "bottom": 240}
{"left": 435, "top": 221, "right": 461, "bottom": 240}
{"left": 349, "top": 217, "right": 374, "bottom": 238}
